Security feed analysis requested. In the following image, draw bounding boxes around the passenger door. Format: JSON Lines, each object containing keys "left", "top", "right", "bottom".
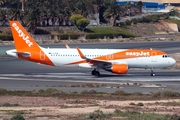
{"left": 151, "top": 52, "right": 157, "bottom": 62}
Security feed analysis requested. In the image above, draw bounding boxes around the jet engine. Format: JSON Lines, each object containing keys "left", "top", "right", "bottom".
{"left": 105, "top": 64, "right": 128, "bottom": 74}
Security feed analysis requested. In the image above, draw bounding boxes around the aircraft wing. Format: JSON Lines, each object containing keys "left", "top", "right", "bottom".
{"left": 76, "top": 47, "right": 111, "bottom": 67}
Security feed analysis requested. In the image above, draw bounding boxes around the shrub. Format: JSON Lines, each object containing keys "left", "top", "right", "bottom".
{"left": 125, "top": 20, "right": 132, "bottom": 25}
{"left": 9, "top": 110, "right": 25, "bottom": 115}
{"left": 118, "top": 22, "right": 125, "bottom": 27}
{"left": 69, "top": 34, "right": 80, "bottom": 39}
{"left": 34, "top": 28, "right": 50, "bottom": 34}
{"left": 136, "top": 102, "right": 144, "bottom": 106}
{"left": 38, "top": 89, "right": 45, "bottom": 94}
{"left": 100, "top": 83, "right": 106, "bottom": 86}
{"left": 0, "top": 34, "right": 13, "bottom": 41}
{"left": 136, "top": 18, "right": 143, "bottom": 23}
{"left": 114, "top": 109, "right": 124, "bottom": 116}
{"left": 44, "top": 88, "right": 59, "bottom": 95}
{"left": 133, "top": 82, "right": 138, "bottom": 85}
{"left": 151, "top": 15, "right": 159, "bottom": 22}
{"left": 79, "top": 90, "right": 88, "bottom": 94}
{"left": 116, "top": 85, "right": 120, "bottom": 88}
{"left": 0, "top": 103, "right": 19, "bottom": 107}
{"left": 131, "top": 18, "right": 138, "bottom": 24}
{"left": 162, "top": 91, "right": 180, "bottom": 97}
{"left": 87, "top": 89, "right": 97, "bottom": 94}
{"left": 53, "top": 34, "right": 80, "bottom": 40}
{"left": 86, "top": 33, "right": 114, "bottom": 39}
{"left": 152, "top": 92, "right": 161, "bottom": 98}
{"left": 10, "top": 114, "right": 25, "bottom": 120}
{"left": 88, "top": 110, "right": 106, "bottom": 119}
{"left": 129, "top": 102, "right": 136, "bottom": 106}
{"left": 133, "top": 92, "right": 143, "bottom": 96}
{"left": 170, "top": 114, "right": 180, "bottom": 120}
{"left": 58, "top": 34, "right": 69, "bottom": 40}
{"left": 114, "top": 90, "right": 129, "bottom": 96}
{"left": 0, "top": 88, "right": 7, "bottom": 95}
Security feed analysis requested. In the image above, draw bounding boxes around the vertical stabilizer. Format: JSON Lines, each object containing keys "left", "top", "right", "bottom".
{"left": 10, "top": 21, "right": 39, "bottom": 51}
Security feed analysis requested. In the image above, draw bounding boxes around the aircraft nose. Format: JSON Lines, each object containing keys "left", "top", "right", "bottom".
{"left": 171, "top": 58, "right": 176, "bottom": 66}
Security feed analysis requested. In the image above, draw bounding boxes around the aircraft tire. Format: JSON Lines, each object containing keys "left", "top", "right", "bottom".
{"left": 94, "top": 71, "right": 100, "bottom": 76}
{"left": 91, "top": 70, "right": 96, "bottom": 75}
{"left": 151, "top": 73, "right": 156, "bottom": 76}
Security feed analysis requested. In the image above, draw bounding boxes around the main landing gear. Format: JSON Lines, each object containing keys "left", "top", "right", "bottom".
{"left": 150, "top": 69, "right": 156, "bottom": 76}
{"left": 91, "top": 69, "right": 100, "bottom": 76}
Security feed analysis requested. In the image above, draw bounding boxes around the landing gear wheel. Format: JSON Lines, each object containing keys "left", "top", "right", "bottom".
{"left": 150, "top": 72, "right": 156, "bottom": 76}
{"left": 94, "top": 71, "right": 100, "bottom": 76}
{"left": 150, "top": 69, "right": 156, "bottom": 76}
{"left": 91, "top": 70, "right": 96, "bottom": 75}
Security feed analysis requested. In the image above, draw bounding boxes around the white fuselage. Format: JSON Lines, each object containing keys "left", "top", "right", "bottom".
{"left": 6, "top": 48, "right": 176, "bottom": 69}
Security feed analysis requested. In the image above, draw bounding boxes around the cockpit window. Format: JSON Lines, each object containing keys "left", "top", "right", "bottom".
{"left": 162, "top": 55, "right": 169, "bottom": 58}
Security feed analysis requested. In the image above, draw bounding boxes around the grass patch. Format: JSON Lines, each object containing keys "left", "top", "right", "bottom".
{"left": 0, "top": 103, "right": 19, "bottom": 107}
{"left": 163, "top": 101, "right": 180, "bottom": 106}
{"left": 166, "top": 18, "right": 180, "bottom": 26}
{"left": 80, "top": 109, "right": 174, "bottom": 120}
{"left": 3, "top": 110, "right": 25, "bottom": 115}
{"left": 60, "top": 105, "right": 82, "bottom": 109}
{"left": 0, "top": 88, "right": 180, "bottom": 100}
{"left": 88, "top": 104, "right": 99, "bottom": 107}
{"left": 10, "top": 114, "right": 25, "bottom": 120}
{"left": 85, "top": 27, "right": 139, "bottom": 38}
{"left": 83, "top": 110, "right": 107, "bottom": 120}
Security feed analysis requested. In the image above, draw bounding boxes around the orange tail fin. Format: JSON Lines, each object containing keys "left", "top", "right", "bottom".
{"left": 10, "top": 21, "right": 39, "bottom": 51}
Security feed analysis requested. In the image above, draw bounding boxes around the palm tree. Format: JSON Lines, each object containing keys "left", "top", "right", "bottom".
{"left": 22, "top": 0, "right": 43, "bottom": 33}
{"left": 0, "top": 9, "right": 8, "bottom": 26}
{"left": 0, "top": 0, "right": 6, "bottom": 5}
{"left": 7, "top": 8, "right": 21, "bottom": 20}
{"left": 87, "top": 0, "right": 104, "bottom": 25}
{"left": 20, "top": 0, "right": 27, "bottom": 11}
{"left": 136, "top": 1, "right": 143, "bottom": 13}
{"left": 103, "top": 0, "right": 120, "bottom": 26}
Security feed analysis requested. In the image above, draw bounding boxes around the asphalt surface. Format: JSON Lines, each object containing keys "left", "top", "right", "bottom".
{"left": 0, "top": 41, "right": 180, "bottom": 93}
{"left": 1, "top": 41, "right": 180, "bottom": 52}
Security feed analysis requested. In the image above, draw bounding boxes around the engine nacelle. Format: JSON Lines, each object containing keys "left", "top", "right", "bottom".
{"left": 105, "top": 64, "right": 128, "bottom": 74}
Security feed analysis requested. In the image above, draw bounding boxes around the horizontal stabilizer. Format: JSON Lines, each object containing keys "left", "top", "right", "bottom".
{"left": 16, "top": 52, "right": 31, "bottom": 57}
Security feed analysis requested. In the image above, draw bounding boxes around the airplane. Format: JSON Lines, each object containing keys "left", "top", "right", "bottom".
{"left": 6, "top": 21, "right": 176, "bottom": 76}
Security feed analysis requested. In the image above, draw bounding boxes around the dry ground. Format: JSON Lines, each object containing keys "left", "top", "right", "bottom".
{"left": 0, "top": 96, "right": 180, "bottom": 120}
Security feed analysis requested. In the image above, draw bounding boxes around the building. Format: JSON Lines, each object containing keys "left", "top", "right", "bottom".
{"left": 116, "top": 0, "right": 180, "bottom": 12}
{"left": 116, "top": 0, "right": 166, "bottom": 12}
{"left": 142, "top": 0, "right": 180, "bottom": 10}
{"left": 161, "top": 0, "right": 180, "bottom": 10}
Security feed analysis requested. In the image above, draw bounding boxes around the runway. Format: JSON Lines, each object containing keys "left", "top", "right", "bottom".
{"left": 0, "top": 41, "right": 180, "bottom": 93}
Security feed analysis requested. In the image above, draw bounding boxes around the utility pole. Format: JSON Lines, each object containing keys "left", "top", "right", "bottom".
{"left": 128, "top": 9, "right": 131, "bottom": 20}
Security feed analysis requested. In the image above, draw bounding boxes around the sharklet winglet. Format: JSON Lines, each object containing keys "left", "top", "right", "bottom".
{"left": 65, "top": 44, "right": 70, "bottom": 49}
{"left": 76, "top": 47, "right": 86, "bottom": 59}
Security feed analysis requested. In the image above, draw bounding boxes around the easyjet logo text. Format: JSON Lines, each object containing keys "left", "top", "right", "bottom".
{"left": 126, "top": 51, "right": 150, "bottom": 56}
{"left": 12, "top": 23, "right": 33, "bottom": 47}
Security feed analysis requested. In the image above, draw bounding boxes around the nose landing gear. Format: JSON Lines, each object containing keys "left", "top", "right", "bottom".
{"left": 150, "top": 69, "right": 156, "bottom": 76}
